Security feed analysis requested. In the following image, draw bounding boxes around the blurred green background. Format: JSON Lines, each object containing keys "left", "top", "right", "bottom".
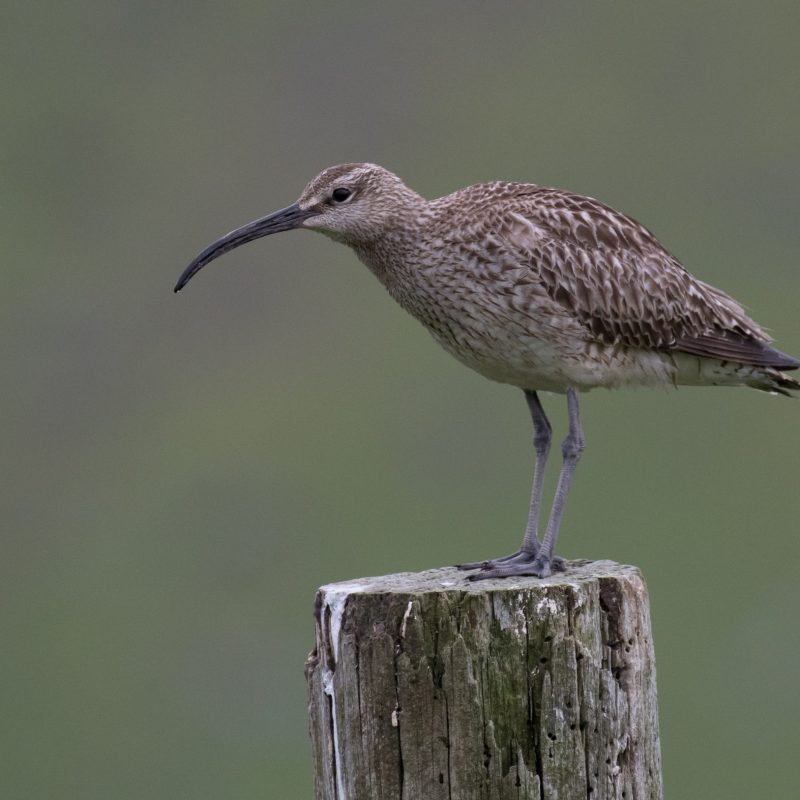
{"left": 3, "top": 2, "right": 798, "bottom": 797}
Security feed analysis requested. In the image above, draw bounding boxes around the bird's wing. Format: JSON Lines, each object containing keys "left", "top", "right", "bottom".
{"left": 497, "top": 187, "right": 773, "bottom": 359}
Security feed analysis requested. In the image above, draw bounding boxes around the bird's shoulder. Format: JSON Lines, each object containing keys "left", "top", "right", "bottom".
{"left": 437, "top": 182, "right": 656, "bottom": 251}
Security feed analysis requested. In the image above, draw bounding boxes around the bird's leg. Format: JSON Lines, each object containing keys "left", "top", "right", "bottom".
{"left": 467, "top": 388, "right": 583, "bottom": 580}
{"left": 531, "top": 387, "right": 584, "bottom": 574}
{"left": 457, "top": 390, "right": 552, "bottom": 571}
{"left": 521, "top": 390, "right": 552, "bottom": 554}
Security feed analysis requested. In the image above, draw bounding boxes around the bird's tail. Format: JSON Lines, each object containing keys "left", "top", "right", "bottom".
{"left": 746, "top": 368, "right": 800, "bottom": 397}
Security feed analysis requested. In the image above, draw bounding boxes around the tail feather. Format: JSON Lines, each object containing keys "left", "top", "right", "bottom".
{"left": 746, "top": 369, "right": 800, "bottom": 397}
{"left": 676, "top": 333, "right": 800, "bottom": 370}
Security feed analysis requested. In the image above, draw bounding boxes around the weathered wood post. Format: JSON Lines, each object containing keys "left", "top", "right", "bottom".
{"left": 306, "top": 560, "right": 662, "bottom": 799}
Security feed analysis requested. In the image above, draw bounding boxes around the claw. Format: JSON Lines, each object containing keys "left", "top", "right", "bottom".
{"left": 455, "top": 559, "right": 493, "bottom": 571}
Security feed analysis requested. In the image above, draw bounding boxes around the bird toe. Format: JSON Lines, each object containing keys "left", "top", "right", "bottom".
{"left": 465, "top": 556, "right": 557, "bottom": 581}
{"left": 456, "top": 548, "right": 540, "bottom": 572}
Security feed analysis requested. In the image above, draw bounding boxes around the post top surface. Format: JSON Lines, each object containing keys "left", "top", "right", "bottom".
{"left": 318, "top": 559, "right": 642, "bottom": 598}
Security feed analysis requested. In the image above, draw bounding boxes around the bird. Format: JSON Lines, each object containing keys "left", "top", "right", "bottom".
{"left": 174, "top": 163, "right": 799, "bottom": 579}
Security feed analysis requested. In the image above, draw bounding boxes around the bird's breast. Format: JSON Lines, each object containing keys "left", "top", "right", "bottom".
{"left": 359, "top": 243, "right": 584, "bottom": 381}
{"left": 353, "top": 239, "right": 680, "bottom": 392}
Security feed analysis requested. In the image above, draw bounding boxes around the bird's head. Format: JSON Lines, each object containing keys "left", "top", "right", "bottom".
{"left": 174, "top": 162, "right": 420, "bottom": 292}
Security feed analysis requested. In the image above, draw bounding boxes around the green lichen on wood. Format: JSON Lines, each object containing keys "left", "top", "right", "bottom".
{"left": 306, "top": 561, "right": 662, "bottom": 800}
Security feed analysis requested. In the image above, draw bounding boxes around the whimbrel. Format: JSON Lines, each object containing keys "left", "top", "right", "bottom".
{"left": 175, "top": 163, "right": 799, "bottom": 579}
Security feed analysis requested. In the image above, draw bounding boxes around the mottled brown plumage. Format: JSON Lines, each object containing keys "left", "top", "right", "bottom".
{"left": 175, "top": 163, "right": 798, "bottom": 578}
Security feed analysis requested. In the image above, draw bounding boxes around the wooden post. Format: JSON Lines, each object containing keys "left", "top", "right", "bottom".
{"left": 305, "top": 561, "right": 662, "bottom": 800}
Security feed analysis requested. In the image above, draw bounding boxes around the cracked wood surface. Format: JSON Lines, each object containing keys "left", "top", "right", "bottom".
{"left": 305, "top": 561, "right": 662, "bottom": 800}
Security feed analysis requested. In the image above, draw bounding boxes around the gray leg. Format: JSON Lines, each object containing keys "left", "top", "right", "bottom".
{"left": 521, "top": 390, "right": 552, "bottom": 553}
{"left": 467, "top": 388, "right": 583, "bottom": 580}
{"left": 529, "top": 387, "right": 584, "bottom": 574}
{"left": 457, "top": 390, "right": 552, "bottom": 570}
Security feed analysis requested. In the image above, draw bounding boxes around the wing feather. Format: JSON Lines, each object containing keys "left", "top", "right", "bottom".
{"left": 498, "top": 187, "right": 776, "bottom": 363}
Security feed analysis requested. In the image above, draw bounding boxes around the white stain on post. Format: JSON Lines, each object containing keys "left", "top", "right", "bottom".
{"left": 319, "top": 580, "right": 373, "bottom": 800}
{"left": 535, "top": 596, "right": 560, "bottom": 616}
{"left": 493, "top": 592, "right": 528, "bottom": 637}
{"left": 400, "top": 600, "right": 414, "bottom": 639}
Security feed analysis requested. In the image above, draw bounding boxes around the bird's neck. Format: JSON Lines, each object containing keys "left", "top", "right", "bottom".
{"left": 350, "top": 197, "right": 433, "bottom": 282}
{"left": 351, "top": 225, "right": 426, "bottom": 298}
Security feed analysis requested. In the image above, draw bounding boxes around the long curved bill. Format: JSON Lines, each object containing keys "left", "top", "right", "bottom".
{"left": 174, "top": 202, "right": 313, "bottom": 292}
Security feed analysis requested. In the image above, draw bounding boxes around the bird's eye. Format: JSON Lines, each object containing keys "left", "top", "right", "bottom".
{"left": 331, "top": 187, "right": 352, "bottom": 203}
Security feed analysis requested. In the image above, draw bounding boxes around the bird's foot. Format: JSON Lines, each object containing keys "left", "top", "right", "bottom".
{"left": 456, "top": 548, "right": 533, "bottom": 571}
{"left": 459, "top": 551, "right": 565, "bottom": 581}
